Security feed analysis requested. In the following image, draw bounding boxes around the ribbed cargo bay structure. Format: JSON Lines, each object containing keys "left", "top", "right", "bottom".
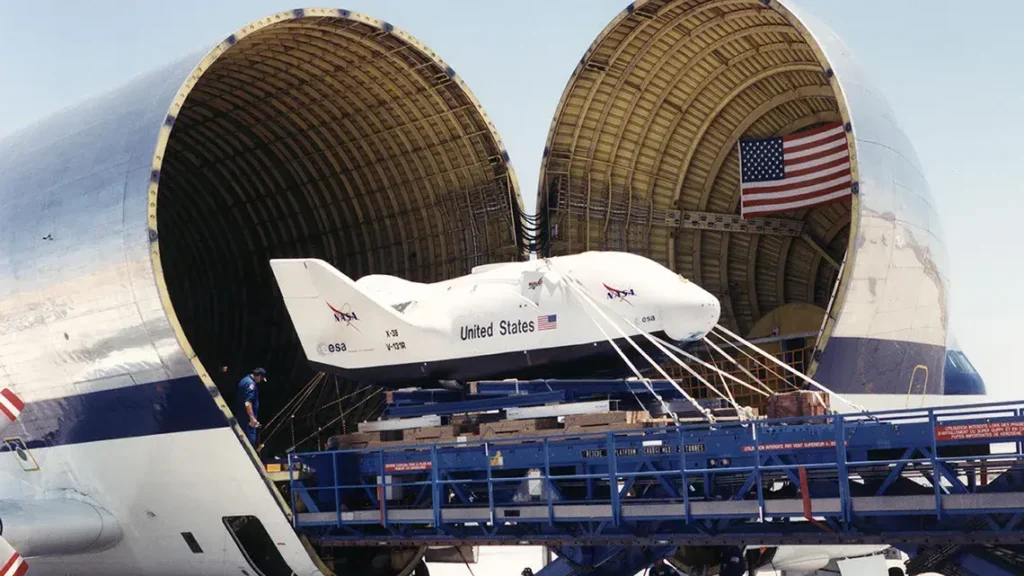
{"left": 152, "top": 9, "right": 526, "bottom": 430}
{"left": 539, "top": 0, "right": 850, "bottom": 319}
{"left": 536, "top": 0, "right": 955, "bottom": 404}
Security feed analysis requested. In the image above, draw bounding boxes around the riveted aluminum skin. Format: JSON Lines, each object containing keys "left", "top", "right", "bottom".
{"left": 781, "top": 1, "right": 951, "bottom": 399}
{"left": 0, "top": 44, "right": 328, "bottom": 574}
{"left": 0, "top": 6, "right": 527, "bottom": 574}
{"left": 0, "top": 50, "right": 205, "bottom": 399}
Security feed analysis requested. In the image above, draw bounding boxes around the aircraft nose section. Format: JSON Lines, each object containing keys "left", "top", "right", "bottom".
{"left": 661, "top": 283, "right": 721, "bottom": 342}
{"left": 699, "top": 287, "right": 721, "bottom": 328}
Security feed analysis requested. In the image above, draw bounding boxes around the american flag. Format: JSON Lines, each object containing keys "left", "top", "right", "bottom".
{"left": 738, "top": 122, "right": 852, "bottom": 218}
{"left": 537, "top": 314, "right": 557, "bottom": 331}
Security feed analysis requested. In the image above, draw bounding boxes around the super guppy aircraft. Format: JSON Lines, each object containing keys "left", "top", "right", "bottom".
{"left": 0, "top": 1, "right": 987, "bottom": 575}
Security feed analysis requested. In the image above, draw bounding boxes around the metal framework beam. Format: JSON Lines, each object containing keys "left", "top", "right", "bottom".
{"left": 800, "top": 231, "right": 841, "bottom": 271}
{"left": 549, "top": 184, "right": 809, "bottom": 239}
{"left": 679, "top": 211, "right": 804, "bottom": 236}
{"left": 290, "top": 396, "right": 1024, "bottom": 552}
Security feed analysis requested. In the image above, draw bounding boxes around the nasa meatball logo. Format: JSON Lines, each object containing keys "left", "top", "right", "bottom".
{"left": 326, "top": 302, "right": 361, "bottom": 332}
{"left": 603, "top": 283, "right": 636, "bottom": 305}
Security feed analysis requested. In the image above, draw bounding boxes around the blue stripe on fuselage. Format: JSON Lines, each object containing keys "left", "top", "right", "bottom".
{"left": 812, "top": 336, "right": 947, "bottom": 395}
{"left": 2, "top": 376, "right": 230, "bottom": 451}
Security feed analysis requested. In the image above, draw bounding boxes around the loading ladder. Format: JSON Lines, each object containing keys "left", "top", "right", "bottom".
{"left": 281, "top": 381, "right": 1024, "bottom": 575}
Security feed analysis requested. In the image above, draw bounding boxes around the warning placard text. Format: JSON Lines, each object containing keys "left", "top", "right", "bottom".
{"left": 741, "top": 440, "right": 837, "bottom": 453}
{"left": 384, "top": 461, "right": 432, "bottom": 472}
{"left": 935, "top": 420, "right": 1024, "bottom": 442}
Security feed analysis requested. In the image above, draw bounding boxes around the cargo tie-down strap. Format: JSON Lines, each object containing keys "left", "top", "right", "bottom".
{"left": 713, "top": 324, "right": 869, "bottom": 417}
{"left": 543, "top": 260, "right": 718, "bottom": 424}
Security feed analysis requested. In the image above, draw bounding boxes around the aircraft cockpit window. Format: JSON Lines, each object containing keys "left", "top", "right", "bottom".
{"left": 960, "top": 353, "right": 979, "bottom": 375}
{"left": 951, "top": 351, "right": 978, "bottom": 375}
{"left": 947, "top": 352, "right": 963, "bottom": 372}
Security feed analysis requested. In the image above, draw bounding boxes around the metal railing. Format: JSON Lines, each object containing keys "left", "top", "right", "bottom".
{"left": 286, "top": 400, "right": 1024, "bottom": 545}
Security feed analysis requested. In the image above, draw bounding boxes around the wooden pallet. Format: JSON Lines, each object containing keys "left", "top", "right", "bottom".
{"left": 479, "top": 417, "right": 558, "bottom": 438}
{"left": 329, "top": 407, "right": 763, "bottom": 450}
{"left": 563, "top": 412, "right": 643, "bottom": 433}
{"left": 327, "top": 409, "right": 724, "bottom": 450}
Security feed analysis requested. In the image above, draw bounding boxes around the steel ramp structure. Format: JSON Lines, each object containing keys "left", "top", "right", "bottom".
{"left": 283, "top": 385, "right": 1024, "bottom": 575}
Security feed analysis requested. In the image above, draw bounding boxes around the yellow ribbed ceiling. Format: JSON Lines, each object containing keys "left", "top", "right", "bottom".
{"left": 152, "top": 10, "right": 523, "bottom": 431}
{"left": 538, "top": 0, "right": 852, "bottom": 336}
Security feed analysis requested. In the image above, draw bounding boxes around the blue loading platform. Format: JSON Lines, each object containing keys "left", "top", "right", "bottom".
{"left": 278, "top": 380, "right": 1024, "bottom": 575}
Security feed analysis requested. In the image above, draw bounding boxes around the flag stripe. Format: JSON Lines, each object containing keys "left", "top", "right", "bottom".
{"left": 783, "top": 125, "right": 846, "bottom": 151}
{"left": 744, "top": 177, "right": 852, "bottom": 205}
{"left": 784, "top": 136, "right": 846, "bottom": 161}
{"left": 743, "top": 169, "right": 851, "bottom": 199}
{"left": 537, "top": 314, "right": 557, "bottom": 331}
{"left": 742, "top": 161, "right": 850, "bottom": 192}
{"left": 787, "top": 152, "right": 850, "bottom": 175}
{"left": 1, "top": 389, "right": 24, "bottom": 411}
{"left": 742, "top": 187, "right": 853, "bottom": 215}
{"left": 782, "top": 123, "right": 844, "bottom": 145}
{"left": 739, "top": 121, "right": 852, "bottom": 218}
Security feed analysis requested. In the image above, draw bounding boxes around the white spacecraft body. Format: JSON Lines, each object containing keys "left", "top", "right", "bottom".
{"left": 270, "top": 251, "right": 721, "bottom": 386}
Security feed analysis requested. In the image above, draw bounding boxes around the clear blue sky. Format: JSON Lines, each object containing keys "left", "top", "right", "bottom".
{"left": 1, "top": 1, "right": 1021, "bottom": 399}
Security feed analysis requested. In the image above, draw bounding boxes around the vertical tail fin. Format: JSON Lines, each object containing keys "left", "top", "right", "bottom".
{"left": 269, "top": 259, "right": 415, "bottom": 369}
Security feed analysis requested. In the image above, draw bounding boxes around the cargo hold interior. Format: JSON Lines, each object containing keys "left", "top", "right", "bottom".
{"left": 535, "top": 0, "right": 854, "bottom": 409}
{"left": 153, "top": 15, "right": 523, "bottom": 452}
{"left": 153, "top": 4, "right": 860, "bottom": 447}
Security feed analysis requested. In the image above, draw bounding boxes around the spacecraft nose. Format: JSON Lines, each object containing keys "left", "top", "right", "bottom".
{"left": 661, "top": 282, "right": 721, "bottom": 342}
{"left": 700, "top": 287, "right": 721, "bottom": 324}
{"left": 692, "top": 286, "right": 721, "bottom": 334}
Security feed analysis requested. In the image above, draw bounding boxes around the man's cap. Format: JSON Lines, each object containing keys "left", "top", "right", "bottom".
{"left": 252, "top": 367, "right": 267, "bottom": 380}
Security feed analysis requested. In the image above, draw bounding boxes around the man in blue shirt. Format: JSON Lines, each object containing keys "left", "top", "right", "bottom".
{"left": 237, "top": 367, "right": 267, "bottom": 446}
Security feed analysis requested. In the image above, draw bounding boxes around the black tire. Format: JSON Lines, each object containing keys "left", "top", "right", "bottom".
{"left": 414, "top": 560, "right": 430, "bottom": 576}
{"left": 888, "top": 567, "right": 905, "bottom": 576}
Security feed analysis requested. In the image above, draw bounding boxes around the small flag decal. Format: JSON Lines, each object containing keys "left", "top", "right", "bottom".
{"left": 537, "top": 314, "right": 557, "bottom": 331}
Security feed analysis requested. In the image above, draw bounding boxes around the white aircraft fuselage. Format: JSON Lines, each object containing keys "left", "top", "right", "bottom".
{"left": 270, "top": 251, "right": 721, "bottom": 387}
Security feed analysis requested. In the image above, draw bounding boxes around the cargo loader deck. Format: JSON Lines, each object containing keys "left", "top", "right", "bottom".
{"left": 276, "top": 380, "right": 1024, "bottom": 575}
